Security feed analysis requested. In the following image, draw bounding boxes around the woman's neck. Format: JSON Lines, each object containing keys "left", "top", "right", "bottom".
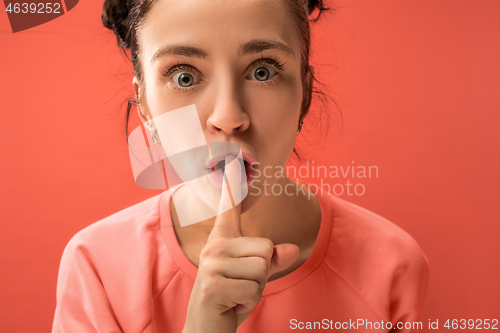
{"left": 240, "top": 177, "right": 321, "bottom": 247}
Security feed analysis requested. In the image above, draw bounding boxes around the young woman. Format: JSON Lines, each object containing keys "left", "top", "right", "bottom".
{"left": 52, "top": 0, "right": 430, "bottom": 332}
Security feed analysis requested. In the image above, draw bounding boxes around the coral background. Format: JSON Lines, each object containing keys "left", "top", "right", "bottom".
{"left": 1, "top": 0, "right": 499, "bottom": 331}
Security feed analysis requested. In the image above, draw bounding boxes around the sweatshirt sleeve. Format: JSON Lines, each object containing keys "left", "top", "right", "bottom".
{"left": 389, "top": 241, "right": 431, "bottom": 332}
{"left": 51, "top": 233, "right": 123, "bottom": 333}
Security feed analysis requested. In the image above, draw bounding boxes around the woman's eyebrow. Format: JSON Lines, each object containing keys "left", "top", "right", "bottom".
{"left": 150, "top": 39, "right": 295, "bottom": 65}
{"left": 239, "top": 39, "right": 295, "bottom": 58}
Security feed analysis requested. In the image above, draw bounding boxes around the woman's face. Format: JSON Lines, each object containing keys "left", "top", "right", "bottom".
{"left": 134, "top": 0, "right": 311, "bottom": 212}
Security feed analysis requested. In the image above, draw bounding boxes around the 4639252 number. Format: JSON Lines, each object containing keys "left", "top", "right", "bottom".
{"left": 444, "top": 319, "right": 498, "bottom": 330}
{"left": 6, "top": 3, "right": 61, "bottom": 14}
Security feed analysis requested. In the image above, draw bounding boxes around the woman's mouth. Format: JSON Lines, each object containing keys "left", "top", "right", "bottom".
{"left": 205, "top": 153, "right": 257, "bottom": 188}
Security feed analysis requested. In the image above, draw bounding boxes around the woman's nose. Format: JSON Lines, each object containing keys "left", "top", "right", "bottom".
{"left": 206, "top": 85, "right": 250, "bottom": 136}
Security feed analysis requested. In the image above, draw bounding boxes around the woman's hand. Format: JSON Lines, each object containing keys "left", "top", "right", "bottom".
{"left": 182, "top": 157, "right": 300, "bottom": 333}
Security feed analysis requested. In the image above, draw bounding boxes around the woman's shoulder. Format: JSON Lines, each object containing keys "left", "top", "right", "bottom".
{"left": 321, "top": 192, "right": 428, "bottom": 265}
{"left": 59, "top": 192, "right": 169, "bottom": 278}
{"left": 54, "top": 192, "right": 179, "bottom": 330}
{"left": 318, "top": 191, "right": 430, "bottom": 321}
{"left": 67, "top": 193, "right": 164, "bottom": 248}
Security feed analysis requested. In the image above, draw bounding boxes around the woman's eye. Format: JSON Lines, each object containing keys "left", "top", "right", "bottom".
{"left": 252, "top": 66, "right": 277, "bottom": 82}
{"left": 172, "top": 71, "right": 197, "bottom": 87}
{"left": 162, "top": 56, "right": 284, "bottom": 90}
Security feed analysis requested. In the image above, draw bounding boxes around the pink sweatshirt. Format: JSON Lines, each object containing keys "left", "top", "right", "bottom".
{"left": 52, "top": 186, "right": 430, "bottom": 332}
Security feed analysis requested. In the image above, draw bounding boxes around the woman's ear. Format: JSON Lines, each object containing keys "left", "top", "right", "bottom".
{"left": 132, "top": 76, "right": 150, "bottom": 123}
{"left": 300, "top": 65, "right": 315, "bottom": 121}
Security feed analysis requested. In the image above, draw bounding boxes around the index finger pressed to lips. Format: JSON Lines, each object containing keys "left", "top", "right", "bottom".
{"left": 208, "top": 155, "right": 243, "bottom": 239}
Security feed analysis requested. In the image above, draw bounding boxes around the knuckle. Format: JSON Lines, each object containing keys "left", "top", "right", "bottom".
{"left": 199, "top": 275, "right": 219, "bottom": 298}
{"left": 260, "top": 238, "right": 274, "bottom": 258}
{"left": 246, "top": 298, "right": 260, "bottom": 311}
{"left": 198, "top": 257, "right": 217, "bottom": 274}
{"left": 255, "top": 257, "right": 269, "bottom": 276}
{"left": 248, "top": 281, "right": 263, "bottom": 306}
{"left": 238, "top": 280, "right": 262, "bottom": 311}
{"left": 201, "top": 239, "right": 226, "bottom": 258}
{"left": 250, "top": 280, "right": 262, "bottom": 296}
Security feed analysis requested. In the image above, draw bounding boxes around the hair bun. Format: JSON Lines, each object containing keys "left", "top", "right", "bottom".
{"left": 102, "top": 0, "right": 132, "bottom": 49}
{"left": 307, "top": 0, "right": 331, "bottom": 21}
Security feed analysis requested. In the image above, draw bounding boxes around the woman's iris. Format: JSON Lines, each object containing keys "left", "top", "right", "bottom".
{"left": 254, "top": 67, "right": 270, "bottom": 81}
{"left": 178, "top": 73, "right": 194, "bottom": 87}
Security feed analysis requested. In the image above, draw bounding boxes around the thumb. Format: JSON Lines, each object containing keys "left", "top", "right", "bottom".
{"left": 267, "top": 243, "right": 300, "bottom": 280}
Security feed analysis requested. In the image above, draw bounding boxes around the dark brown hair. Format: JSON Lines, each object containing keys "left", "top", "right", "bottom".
{"left": 102, "top": 0, "right": 337, "bottom": 159}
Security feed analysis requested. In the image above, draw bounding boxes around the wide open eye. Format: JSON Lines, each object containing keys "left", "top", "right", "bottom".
{"left": 161, "top": 62, "right": 201, "bottom": 91}
{"left": 248, "top": 55, "right": 286, "bottom": 83}
{"left": 251, "top": 65, "right": 277, "bottom": 82}
{"left": 173, "top": 71, "right": 196, "bottom": 87}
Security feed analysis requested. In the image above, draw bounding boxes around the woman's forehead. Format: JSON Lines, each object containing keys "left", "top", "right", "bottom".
{"left": 139, "top": 0, "right": 299, "bottom": 66}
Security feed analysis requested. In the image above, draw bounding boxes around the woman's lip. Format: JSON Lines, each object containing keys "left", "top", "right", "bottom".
{"left": 204, "top": 151, "right": 258, "bottom": 170}
{"left": 203, "top": 150, "right": 258, "bottom": 188}
{"left": 204, "top": 154, "right": 237, "bottom": 170}
{"left": 240, "top": 151, "right": 257, "bottom": 167}
{"left": 204, "top": 151, "right": 258, "bottom": 188}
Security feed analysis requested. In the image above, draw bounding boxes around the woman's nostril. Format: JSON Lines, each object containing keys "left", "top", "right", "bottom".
{"left": 212, "top": 125, "right": 243, "bottom": 133}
